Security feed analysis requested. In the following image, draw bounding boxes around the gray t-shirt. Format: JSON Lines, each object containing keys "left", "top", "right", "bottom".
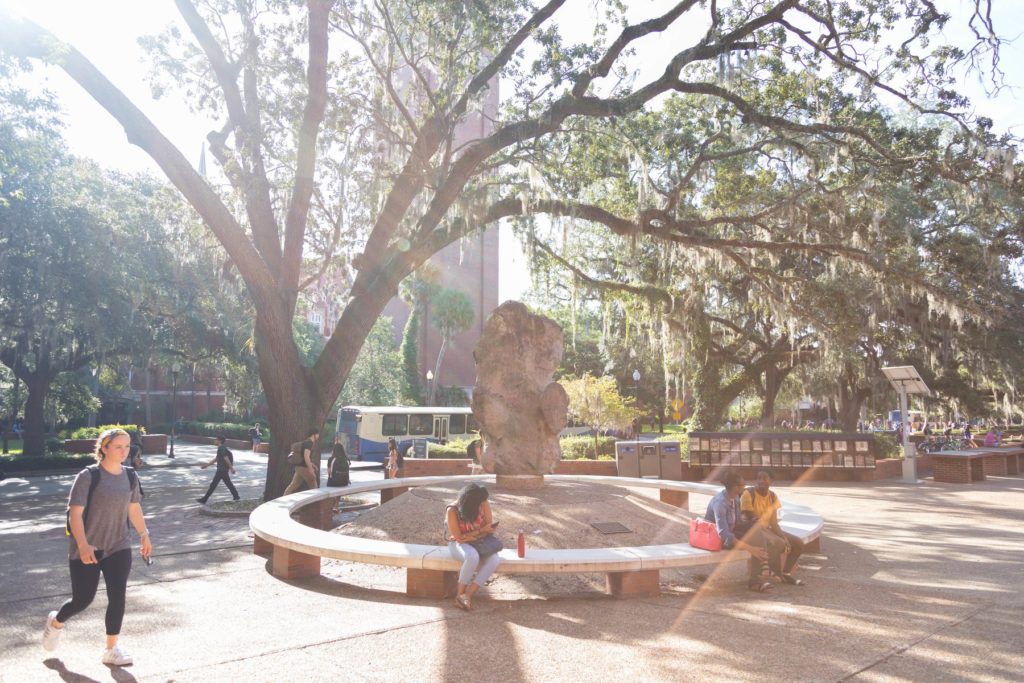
{"left": 67, "top": 466, "right": 142, "bottom": 560}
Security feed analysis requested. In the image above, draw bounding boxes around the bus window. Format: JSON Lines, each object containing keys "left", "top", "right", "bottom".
{"left": 467, "top": 414, "right": 479, "bottom": 434}
{"left": 409, "top": 414, "right": 433, "bottom": 435}
{"left": 449, "top": 414, "right": 466, "bottom": 434}
{"left": 382, "top": 414, "right": 408, "bottom": 436}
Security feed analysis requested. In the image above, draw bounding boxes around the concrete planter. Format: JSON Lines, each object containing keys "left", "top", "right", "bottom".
{"left": 65, "top": 434, "right": 169, "bottom": 455}
{"left": 63, "top": 438, "right": 97, "bottom": 454}
{"left": 255, "top": 442, "right": 270, "bottom": 454}
{"left": 142, "top": 434, "right": 168, "bottom": 455}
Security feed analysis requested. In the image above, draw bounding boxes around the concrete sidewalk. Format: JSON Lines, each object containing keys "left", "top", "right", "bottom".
{"left": 1, "top": 460, "right": 1022, "bottom": 682}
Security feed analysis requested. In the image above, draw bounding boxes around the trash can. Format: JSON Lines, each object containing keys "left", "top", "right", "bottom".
{"left": 639, "top": 443, "right": 660, "bottom": 477}
{"left": 658, "top": 441, "right": 683, "bottom": 480}
{"left": 615, "top": 441, "right": 640, "bottom": 478}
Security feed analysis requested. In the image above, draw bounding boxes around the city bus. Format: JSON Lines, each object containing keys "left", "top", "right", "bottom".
{"left": 335, "top": 406, "right": 478, "bottom": 462}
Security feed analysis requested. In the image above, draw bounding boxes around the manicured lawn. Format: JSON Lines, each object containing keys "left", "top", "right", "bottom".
{"left": 645, "top": 423, "right": 687, "bottom": 435}
{"left": 1, "top": 438, "right": 23, "bottom": 455}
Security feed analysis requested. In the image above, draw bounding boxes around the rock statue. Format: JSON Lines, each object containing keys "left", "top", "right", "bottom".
{"left": 471, "top": 301, "right": 569, "bottom": 485}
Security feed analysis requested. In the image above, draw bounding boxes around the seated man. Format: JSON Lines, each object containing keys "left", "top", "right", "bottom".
{"left": 740, "top": 470, "right": 805, "bottom": 585}
{"left": 705, "top": 471, "right": 772, "bottom": 592}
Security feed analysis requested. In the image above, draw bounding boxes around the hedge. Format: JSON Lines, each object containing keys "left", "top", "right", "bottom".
{"left": 69, "top": 424, "right": 146, "bottom": 440}
{"left": 873, "top": 433, "right": 901, "bottom": 459}
{"left": 175, "top": 421, "right": 271, "bottom": 441}
{"left": 559, "top": 436, "right": 617, "bottom": 460}
{"left": 419, "top": 435, "right": 617, "bottom": 460}
{"left": 425, "top": 438, "right": 475, "bottom": 459}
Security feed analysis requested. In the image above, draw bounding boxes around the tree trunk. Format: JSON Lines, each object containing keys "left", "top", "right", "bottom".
{"left": 837, "top": 363, "right": 869, "bottom": 432}
{"left": 254, "top": 310, "right": 330, "bottom": 500}
{"left": 2, "top": 376, "right": 18, "bottom": 454}
{"left": 429, "top": 338, "right": 448, "bottom": 406}
{"left": 760, "top": 364, "right": 796, "bottom": 424}
{"left": 22, "top": 374, "right": 52, "bottom": 457}
{"left": 144, "top": 364, "right": 153, "bottom": 427}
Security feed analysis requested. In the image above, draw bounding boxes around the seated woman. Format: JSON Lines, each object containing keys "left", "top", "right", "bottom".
{"left": 445, "top": 482, "right": 501, "bottom": 611}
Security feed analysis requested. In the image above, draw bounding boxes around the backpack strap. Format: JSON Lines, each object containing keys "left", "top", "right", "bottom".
{"left": 66, "top": 465, "right": 102, "bottom": 536}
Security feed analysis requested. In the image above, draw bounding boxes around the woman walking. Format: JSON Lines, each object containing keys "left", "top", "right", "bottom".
{"left": 42, "top": 428, "right": 152, "bottom": 666}
{"left": 445, "top": 482, "right": 501, "bottom": 611}
{"left": 386, "top": 437, "right": 401, "bottom": 479}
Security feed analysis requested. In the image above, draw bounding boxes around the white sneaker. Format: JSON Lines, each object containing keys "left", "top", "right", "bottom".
{"left": 102, "top": 644, "right": 133, "bottom": 666}
{"left": 41, "top": 611, "right": 63, "bottom": 651}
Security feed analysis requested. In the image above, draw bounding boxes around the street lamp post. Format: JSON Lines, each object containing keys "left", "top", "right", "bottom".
{"left": 169, "top": 361, "right": 181, "bottom": 459}
{"left": 426, "top": 369, "right": 434, "bottom": 406}
{"left": 632, "top": 369, "right": 641, "bottom": 437}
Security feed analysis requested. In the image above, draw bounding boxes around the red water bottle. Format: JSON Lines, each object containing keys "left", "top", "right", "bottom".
{"left": 517, "top": 531, "right": 526, "bottom": 558}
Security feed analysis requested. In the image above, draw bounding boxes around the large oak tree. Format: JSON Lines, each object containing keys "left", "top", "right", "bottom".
{"left": 1, "top": 1, "right": 1014, "bottom": 493}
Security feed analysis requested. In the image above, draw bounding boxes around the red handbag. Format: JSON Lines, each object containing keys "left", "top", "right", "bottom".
{"left": 689, "top": 518, "right": 722, "bottom": 551}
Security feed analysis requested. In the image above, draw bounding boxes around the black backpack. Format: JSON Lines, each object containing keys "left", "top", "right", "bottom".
{"left": 327, "top": 453, "right": 350, "bottom": 487}
{"left": 65, "top": 465, "right": 140, "bottom": 536}
{"left": 287, "top": 441, "right": 306, "bottom": 466}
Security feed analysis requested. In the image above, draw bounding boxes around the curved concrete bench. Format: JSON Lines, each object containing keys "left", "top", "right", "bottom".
{"left": 250, "top": 475, "right": 824, "bottom": 598}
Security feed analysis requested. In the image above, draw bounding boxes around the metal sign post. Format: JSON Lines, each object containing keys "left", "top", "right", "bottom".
{"left": 881, "top": 366, "right": 931, "bottom": 483}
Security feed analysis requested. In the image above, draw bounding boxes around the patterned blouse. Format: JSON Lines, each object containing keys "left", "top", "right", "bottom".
{"left": 446, "top": 505, "right": 484, "bottom": 541}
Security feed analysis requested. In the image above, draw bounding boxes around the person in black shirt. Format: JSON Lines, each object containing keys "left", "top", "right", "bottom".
{"left": 197, "top": 436, "right": 240, "bottom": 504}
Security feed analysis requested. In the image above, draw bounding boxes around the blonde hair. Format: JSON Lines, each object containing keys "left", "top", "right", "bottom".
{"left": 94, "top": 428, "right": 130, "bottom": 462}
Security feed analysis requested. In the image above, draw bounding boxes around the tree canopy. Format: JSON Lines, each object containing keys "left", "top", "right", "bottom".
{"left": 1, "top": 0, "right": 1018, "bottom": 486}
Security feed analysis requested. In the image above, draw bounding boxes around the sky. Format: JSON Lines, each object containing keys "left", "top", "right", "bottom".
{"left": 2, "top": 0, "right": 1021, "bottom": 302}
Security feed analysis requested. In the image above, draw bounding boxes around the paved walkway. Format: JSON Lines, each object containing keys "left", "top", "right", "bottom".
{"left": 1, "top": 447, "right": 1022, "bottom": 682}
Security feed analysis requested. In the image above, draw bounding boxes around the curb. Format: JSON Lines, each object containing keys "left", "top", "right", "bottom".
{"left": 7, "top": 460, "right": 200, "bottom": 478}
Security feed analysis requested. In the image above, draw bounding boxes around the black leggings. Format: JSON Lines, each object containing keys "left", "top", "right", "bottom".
{"left": 55, "top": 548, "right": 132, "bottom": 635}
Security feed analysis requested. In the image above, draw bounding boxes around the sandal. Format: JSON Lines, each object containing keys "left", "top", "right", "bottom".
{"left": 780, "top": 574, "right": 804, "bottom": 586}
{"left": 748, "top": 580, "right": 773, "bottom": 593}
{"left": 455, "top": 595, "right": 472, "bottom": 611}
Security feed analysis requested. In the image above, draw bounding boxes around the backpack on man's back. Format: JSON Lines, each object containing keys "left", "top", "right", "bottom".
{"left": 287, "top": 441, "right": 306, "bottom": 466}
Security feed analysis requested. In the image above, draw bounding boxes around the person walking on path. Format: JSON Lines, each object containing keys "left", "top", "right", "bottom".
{"left": 386, "top": 437, "right": 403, "bottom": 479}
{"left": 249, "top": 423, "right": 262, "bottom": 449}
{"left": 41, "top": 428, "right": 152, "bottom": 667}
{"left": 197, "top": 436, "right": 240, "bottom": 505}
{"left": 283, "top": 428, "right": 321, "bottom": 495}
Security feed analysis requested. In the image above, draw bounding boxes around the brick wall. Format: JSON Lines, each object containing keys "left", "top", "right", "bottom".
{"left": 932, "top": 457, "right": 972, "bottom": 483}
{"left": 983, "top": 454, "right": 1008, "bottom": 477}
{"left": 399, "top": 458, "right": 474, "bottom": 478}
{"left": 553, "top": 459, "right": 618, "bottom": 476}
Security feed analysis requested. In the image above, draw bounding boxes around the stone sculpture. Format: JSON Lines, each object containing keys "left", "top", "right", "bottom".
{"left": 471, "top": 301, "right": 569, "bottom": 486}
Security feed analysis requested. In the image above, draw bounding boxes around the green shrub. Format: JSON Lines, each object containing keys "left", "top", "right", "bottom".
{"left": 176, "top": 421, "right": 271, "bottom": 441}
{"left": 70, "top": 424, "right": 146, "bottom": 440}
{"left": 559, "top": 435, "right": 617, "bottom": 460}
{"left": 0, "top": 452, "right": 96, "bottom": 472}
{"left": 426, "top": 438, "right": 474, "bottom": 459}
{"left": 657, "top": 434, "right": 690, "bottom": 461}
{"left": 873, "top": 433, "right": 901, "bottom": 459}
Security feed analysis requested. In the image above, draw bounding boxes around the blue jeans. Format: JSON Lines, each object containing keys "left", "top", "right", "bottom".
{"left": 448, "top": 541, "right": 501, "bottom": 587}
